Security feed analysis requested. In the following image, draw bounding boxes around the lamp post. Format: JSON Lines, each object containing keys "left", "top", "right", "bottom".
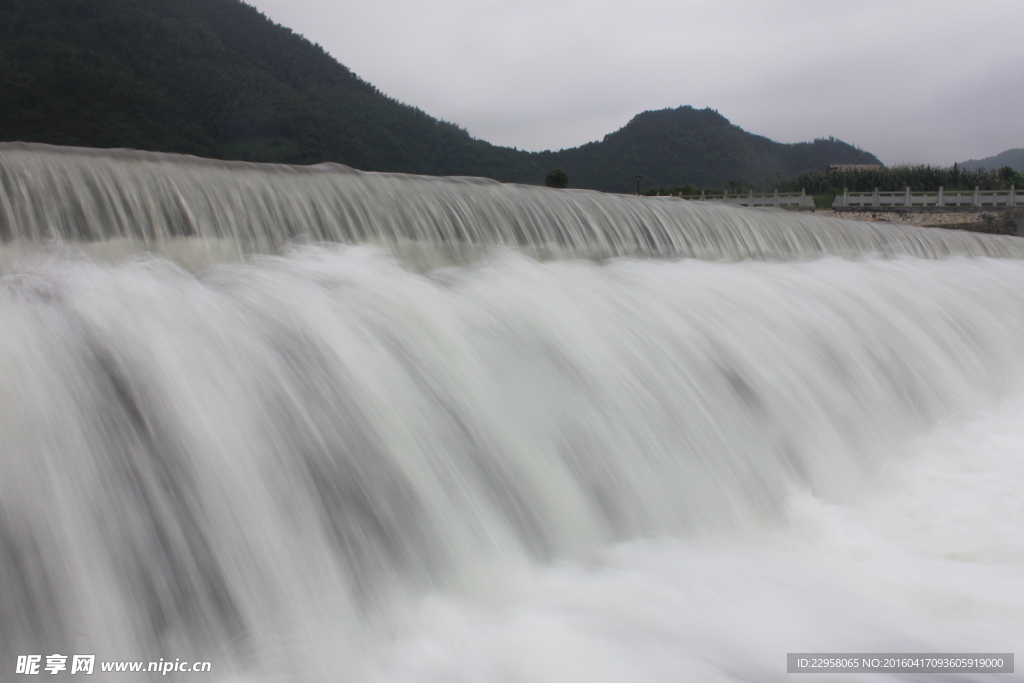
{"left": 635, "top": 175, "right": 642, "bottom": 195}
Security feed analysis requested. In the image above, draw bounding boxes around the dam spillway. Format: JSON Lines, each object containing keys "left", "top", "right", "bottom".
{"left": 0, "top": 144, "right": 1022, "bottom": 682}
{"left": 1, "top": 142, "right": 1023, "bottom": 262}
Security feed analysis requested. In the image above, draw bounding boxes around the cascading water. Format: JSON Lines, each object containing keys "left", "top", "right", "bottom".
{"left": 1, "top": 145, "right": 1022, "bottom": 681}
{"left": 2, "top": 142, "right": 1023, "bottom": 264}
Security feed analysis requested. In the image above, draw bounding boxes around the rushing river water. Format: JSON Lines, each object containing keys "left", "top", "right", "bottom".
{"left": 1, "top": 145, "right": 1022, "bottom": 681}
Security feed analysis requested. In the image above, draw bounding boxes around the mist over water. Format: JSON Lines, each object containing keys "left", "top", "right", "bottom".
{"left": 1, "top": 146, "right": 1023, "bottom": 681}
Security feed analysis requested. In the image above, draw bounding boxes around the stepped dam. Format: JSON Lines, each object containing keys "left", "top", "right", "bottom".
{"left": 1, "top": 143, "right": 1022, "bottom": 681}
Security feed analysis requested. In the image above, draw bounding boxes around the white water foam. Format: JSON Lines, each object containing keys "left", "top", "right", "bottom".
{"left": 3, "top": 143, "right": 1023, "bottom": 261}
{"left": 372, "top": 396, "right": 1024, "bottom": 683}
{"left": 2, "top": 246, "right": 1024, "bottom": 681}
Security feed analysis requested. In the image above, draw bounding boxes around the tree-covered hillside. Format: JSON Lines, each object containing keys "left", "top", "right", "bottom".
{"left": 547, "top": 107, "right": 880, "bottom": 193}
{"left": 0, "top": 0, "right": 880, "bottom": 191}
{"left": 0, "top": 0, "right": 539, "bottom": 179}
{"left": 959, "top": 149, "right": 1024, "bottom": 173}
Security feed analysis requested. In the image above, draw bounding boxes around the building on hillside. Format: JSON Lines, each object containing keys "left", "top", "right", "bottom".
{"left": 827, "top": 164, "right": 884, "bottom": 173}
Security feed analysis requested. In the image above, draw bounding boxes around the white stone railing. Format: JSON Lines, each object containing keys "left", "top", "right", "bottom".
{"left": 675, "top": 189, "right": 815, "bottom": 208}
{"left": 833, "top": 186, "right": 1018, "bottom": 208}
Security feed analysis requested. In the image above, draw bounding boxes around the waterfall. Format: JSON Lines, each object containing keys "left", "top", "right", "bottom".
{"left": 1, "top": 145, "right": 1022, "bottom": 681}
{"left": 1, "top": 142, "right": 1022, "bottom": 262}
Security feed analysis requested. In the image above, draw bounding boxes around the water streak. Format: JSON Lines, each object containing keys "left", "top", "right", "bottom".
{"left": 1, "top": 142, "right": 1022, "bottom": 262}
{"left": 3, "top": 248, "right": 1024, "bottom": 680}
{"left": 3, "top": 145, "right": 1024, "bottom": 681}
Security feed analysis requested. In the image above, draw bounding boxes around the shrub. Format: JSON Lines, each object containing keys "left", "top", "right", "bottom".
{"left": 544, "top": 168, "right": 569, "bottom": 188}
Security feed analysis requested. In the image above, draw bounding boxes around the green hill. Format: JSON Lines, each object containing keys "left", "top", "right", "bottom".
{"left": 548, "top": 107, "right": 879, "bottom": 193}
{"left": 0, "top": 0, "right": 880, "bottom": 191}
{"left": 959, "top": 149, "right": 1024, "bottom": 173}
{"left": 0, "top": 0, "right": 536, "bottom": 179}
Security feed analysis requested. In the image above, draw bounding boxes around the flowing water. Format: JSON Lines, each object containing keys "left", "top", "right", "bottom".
{"left": 1, "top": 144, "right": 1023, "bottom": 681}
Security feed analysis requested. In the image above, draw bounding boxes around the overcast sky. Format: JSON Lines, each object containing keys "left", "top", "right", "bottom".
{"left": 249, "top": 0, "right": 1023, "bottom": 167}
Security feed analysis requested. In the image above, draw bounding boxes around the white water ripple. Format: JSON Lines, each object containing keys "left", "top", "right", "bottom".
{"left": 1, "top": 247, "right": 1023, "bottom": 681}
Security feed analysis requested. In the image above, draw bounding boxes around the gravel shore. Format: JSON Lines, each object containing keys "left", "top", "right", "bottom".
{"left": 812, "top": 209, "right": 1020, "bottom": 235}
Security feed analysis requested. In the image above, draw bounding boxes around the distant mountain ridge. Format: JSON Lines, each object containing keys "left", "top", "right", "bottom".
{"left": 0, "top": 0, "right": 880, "bottom": 192}
{"left": 959, "top": 149, "right": 1024, "bottom": 173}
{"left": 555, "top": 107, "right": 879, "bottom": 192}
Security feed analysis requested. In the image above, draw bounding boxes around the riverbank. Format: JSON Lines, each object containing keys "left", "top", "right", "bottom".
{"left": 814, "top": 209, "right": 1021, "bottom": 235}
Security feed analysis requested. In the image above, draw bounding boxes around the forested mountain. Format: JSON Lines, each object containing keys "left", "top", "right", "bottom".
{"left": 550, "top": 107, "right": 879, "bottom": 192}
{"left": 959, "top": 149, "right": 1024, "bottom": 173}
{"left": 0, "top": 0, "right": 879, "bottom": 192}
{"left": 0, "top": 0, "right": 540, "bottom": 180}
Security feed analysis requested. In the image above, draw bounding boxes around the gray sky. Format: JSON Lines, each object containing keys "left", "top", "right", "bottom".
{"left": 250, "top": 0, "right": 1023, "bottom": 167}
